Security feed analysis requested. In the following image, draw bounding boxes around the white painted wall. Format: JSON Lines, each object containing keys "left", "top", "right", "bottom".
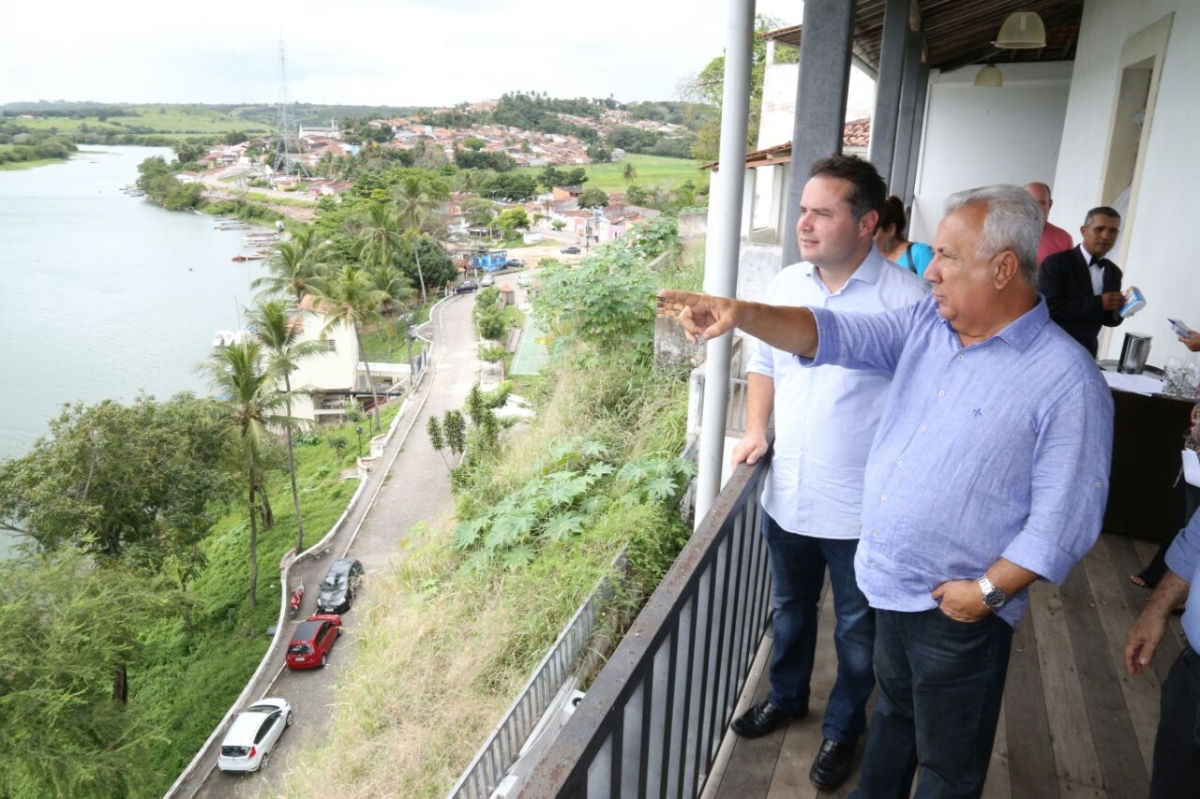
{"left": 759, "top": 59, "right": 801, "bottom": 150}
{"left": 754, "top": 53, "right": 874, "bottom": 233}
{"left": 288, "top": 310, "right": 359, "bottom": 421}
{"left": 909, "top": 61, "right": 1074, "bottom": 244}
{"left": 1051, "top": 0, "right": 1200, "bottom": 363}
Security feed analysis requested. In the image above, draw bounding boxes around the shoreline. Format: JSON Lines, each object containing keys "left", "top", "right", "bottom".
{"left": 0, "top": 156, "right": 70, "bottom": 172}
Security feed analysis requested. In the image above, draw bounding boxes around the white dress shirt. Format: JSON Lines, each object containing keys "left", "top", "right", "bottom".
{"left": 747, "top": 247, "right": 926, "bottom": 539}
{"left": 1081, "top": 244, "right": 1105, "bottom": 295}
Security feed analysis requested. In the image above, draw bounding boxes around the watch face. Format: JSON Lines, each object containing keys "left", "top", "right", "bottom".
{"left": 984, "top": 589, "right": 1006, "bottom": 608}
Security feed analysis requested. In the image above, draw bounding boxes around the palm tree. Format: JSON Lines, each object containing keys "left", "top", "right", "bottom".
{"left": 310, "top": 264, "right": 391, "bottom": 432}
{"left": 358, "top": 201, "right": 404, "bottom": 272}
{"left": 253, "top": 234, "right": 324, "bottom": 305}
{"left": 395, "top": 175, "right": 440, "bottom": 235}
{"left": 622, "top": 161, "right": 638, "bottom": 188}
{"left": 248, "top": 300, "right": 324, "bottom": 555}
{"left": 356, "top": 202, "right": 415, "bottom": 306}
{"left": 199, "top": 340, "right": 293, "bottom": 610}
{"left": 394, "top": 177, "right": 441, "bottom": 304}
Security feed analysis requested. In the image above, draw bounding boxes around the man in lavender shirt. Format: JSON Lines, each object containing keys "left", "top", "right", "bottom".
{"left": 662, "top": 185, "right": 1113, "bottom": 798}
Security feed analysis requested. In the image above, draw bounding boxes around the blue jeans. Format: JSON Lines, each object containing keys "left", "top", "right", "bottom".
{"left": 1151, "top": 643, "right": 1200, "bottom": 799}
{"left": 852, "top": 608, "right": 1013, "bottom": 799}
{"left": 763, "top": 512, "right": 875, "bottom": 744}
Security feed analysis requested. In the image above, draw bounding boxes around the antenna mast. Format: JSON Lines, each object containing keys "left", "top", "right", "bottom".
{"left": 273, "top": 36, "right": 309, "bottom": 177}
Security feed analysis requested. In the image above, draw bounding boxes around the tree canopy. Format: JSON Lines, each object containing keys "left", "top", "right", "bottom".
{"left": 0, "top": 548, "right": 175, "bottom": 798}
{"left": 680, "top": 15, "right": 797, "bottom": 161}
{"left": 0, "top": 394, "right": 232, "bottom": 568}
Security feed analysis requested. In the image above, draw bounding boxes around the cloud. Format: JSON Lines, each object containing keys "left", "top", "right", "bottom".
{"left": 0, "top": 0, "right": 809, "bottom": 106}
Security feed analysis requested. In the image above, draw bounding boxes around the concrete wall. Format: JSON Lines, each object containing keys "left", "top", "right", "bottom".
{"left": 909, "top": 61, "right": 1074, "bottom": 243}
{"left": 736, "top": 242, "right": 788, "bottom": 303}
{"left": 1051, "top": 0, "right": 1200, "bottom": 362}
{"left": 759, "top": 60, "right": 802, "bottom": 150}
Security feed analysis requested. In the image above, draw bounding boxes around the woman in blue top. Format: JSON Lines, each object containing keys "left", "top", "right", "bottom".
{"left": 874, "top": 195, "right": 934, "bottom": 277}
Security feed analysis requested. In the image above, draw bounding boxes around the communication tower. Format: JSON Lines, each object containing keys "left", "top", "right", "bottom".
{"left": 273, "top": 37, "right": 309, "bottom": 177}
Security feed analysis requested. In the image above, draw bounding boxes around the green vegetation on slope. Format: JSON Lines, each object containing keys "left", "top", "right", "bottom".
{"left": 276, "top": 217, "right": 707, "bottom": 798}
{"left": 0, "top": 393, "right": 403, "bottom": 797}
{"left": 514, "top": 153, "right": 705, "bottom": 194}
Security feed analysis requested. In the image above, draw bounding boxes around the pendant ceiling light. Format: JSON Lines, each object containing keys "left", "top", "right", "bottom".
{"left": 974, "top": 64, "right": 1004, "bottom": 87}
{"left": 994, "top": 11, "right": 1047, "bottom": 49}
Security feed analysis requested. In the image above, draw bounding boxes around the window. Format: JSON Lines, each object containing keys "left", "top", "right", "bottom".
{"left": 320, "top": 339, "right": 337, "bottom": 353}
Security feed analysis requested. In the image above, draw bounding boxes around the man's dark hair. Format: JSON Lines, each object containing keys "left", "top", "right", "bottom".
{"left": 810, "top": 154, "right": 887, "bottom": 227}
{"left": 1084, "top": 206, "right": 1121, "bottom": 226}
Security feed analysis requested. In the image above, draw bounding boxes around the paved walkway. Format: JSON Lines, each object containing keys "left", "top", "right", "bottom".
{"left": 184, "top": 291, "right": 481, "bottom": 799}
{"left": 511, "top": 311, "right": 548, "bottom": 376}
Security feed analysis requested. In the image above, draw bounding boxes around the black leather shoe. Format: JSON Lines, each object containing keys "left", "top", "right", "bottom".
{"left": 731, "top": 701, "right": 807, "bottom": 738}
{"left": 809, "top": 738, "right": 854, "bottom": 790}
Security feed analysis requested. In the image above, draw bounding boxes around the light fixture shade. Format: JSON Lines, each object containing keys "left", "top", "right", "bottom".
{"left": 975, "top": 64, "right": 1004, "bottom": 87}
{"left": 995, "top": 11, "right": 1047, "bottom": 49}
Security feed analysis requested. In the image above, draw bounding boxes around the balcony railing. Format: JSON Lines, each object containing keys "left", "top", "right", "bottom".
{"left": 521, "top": 454, "right": 773, "bottom": 797}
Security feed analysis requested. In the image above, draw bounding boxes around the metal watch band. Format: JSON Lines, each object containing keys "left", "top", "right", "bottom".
{"left": 977, "top": 573, "right": 1006, "bottom": 608}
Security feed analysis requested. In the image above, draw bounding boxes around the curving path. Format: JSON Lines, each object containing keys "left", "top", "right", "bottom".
{"left": 185, "top": 290, "right": 483, "bottom": 799}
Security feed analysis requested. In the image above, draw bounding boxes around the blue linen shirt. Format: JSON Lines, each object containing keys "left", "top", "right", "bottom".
{"left": 805, "top": 295, "right": 1114, "bottom": 626}
{"left": 1165, "top": 505, "right": 1200, "bottom": 647}
{"left": 748, "top": 250, "right": 925, "bottom": 539}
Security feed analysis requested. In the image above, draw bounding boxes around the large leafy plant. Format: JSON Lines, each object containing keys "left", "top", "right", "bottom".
{"left": 450, "top": 438, "right": 694, "bottom": 571}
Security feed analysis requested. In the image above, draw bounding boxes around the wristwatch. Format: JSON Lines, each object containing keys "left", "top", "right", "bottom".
{"left": 977, "top": 574, "right": 1007, "bottom": 609}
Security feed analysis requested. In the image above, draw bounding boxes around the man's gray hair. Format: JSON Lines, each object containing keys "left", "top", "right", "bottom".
{"left": 944, "top": 185, "right": 1042, "bottom": 284}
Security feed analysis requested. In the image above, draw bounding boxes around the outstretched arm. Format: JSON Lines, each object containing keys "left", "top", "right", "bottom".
{"left": 658, "top": 290, "right": 819, "bottom": 358}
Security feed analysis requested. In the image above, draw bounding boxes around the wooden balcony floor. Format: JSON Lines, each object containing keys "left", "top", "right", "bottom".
{"left": 702, "top": 533, "right": 1181, "bottom": 799}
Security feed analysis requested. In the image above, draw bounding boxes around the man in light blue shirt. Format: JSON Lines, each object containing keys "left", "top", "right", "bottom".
{"left": 1126, "top": 504, "right": 1200, "bottom": 798}
{"left": 730, "top": 155, "right": 924, "bottom": 791}
{"left": 663, "top": 185, "right": 1114, "bottom": 798}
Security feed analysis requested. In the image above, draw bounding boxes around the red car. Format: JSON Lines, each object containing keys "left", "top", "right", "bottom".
{"left": 285, "top": 614, "right": 342, "bottom": 670}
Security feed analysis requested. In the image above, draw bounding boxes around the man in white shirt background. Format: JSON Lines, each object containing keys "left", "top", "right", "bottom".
{"left": 729, "top": 155, "right": 925, "bottom": 791}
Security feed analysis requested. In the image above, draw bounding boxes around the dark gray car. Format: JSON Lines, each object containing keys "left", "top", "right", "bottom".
{"left": 316, "top": 558, "right": 364, "bottom": 614}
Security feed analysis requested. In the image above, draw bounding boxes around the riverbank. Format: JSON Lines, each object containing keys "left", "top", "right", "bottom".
{"left": 0, "top": 156, "right": 68, "bottom": 171}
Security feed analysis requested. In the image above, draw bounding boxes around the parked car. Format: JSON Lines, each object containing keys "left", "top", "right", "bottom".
{"left": 456, "top": 280, "right": 479, "bottom": 294}
{"left": 506, "top": 258, "right": 524, "bottom": 268}
{"left": 560, "top": 246, "right": 581, "bottom": 254}
{"left": 480, "top": 274, "right": 495, "bottom": 287}
{"left": 217, "top": 698, "right": 293, "bottom": 773}
{"left": 285, "top": 614, "right": 342, "bottom": 670}
{"left": 516, "top": 274, "right": 532, "bottom": 288}
{"left": 316, "top": 558, "right": 364, "bottom": 614}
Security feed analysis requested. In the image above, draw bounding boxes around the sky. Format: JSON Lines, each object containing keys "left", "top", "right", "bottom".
{"left": 1, "top": 0, "right": 871, "bottom": 111}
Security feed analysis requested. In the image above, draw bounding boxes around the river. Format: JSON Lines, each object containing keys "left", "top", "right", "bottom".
{"left": 0, "top": 146, "right": 269, "bottom": 553}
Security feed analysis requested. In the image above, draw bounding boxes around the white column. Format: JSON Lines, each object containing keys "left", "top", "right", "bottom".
{"left": 695, "top": 0, "right": 756, "bottom": 527}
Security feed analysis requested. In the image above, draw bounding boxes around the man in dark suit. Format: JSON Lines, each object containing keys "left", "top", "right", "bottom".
{"left": 1038, "top": 206, "right": 1124, "bottom": 357}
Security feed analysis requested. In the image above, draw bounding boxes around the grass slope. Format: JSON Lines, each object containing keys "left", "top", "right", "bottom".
{"left": 516, "top": 153, "right": 706, "bottom": 194}
{"left": 13, "top": 105, "right": 270, "bottom": 138}
{"left": 275, "top": 234, "right": 704, "bottom": 798}
{"left": 129, "top": 404, "right": 403, "bottom": 794}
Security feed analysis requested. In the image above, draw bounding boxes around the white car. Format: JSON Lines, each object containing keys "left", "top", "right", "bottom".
{"left": 517, "top": 274, "right": 532, "bottom": 288}
{"left": 480, "top": 274, "right": 496, "bottom": 287}
{"left": 217, "top": 698, "right": 293, "bottom": 773}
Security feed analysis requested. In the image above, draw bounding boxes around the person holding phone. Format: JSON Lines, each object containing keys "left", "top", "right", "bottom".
{"left": 1178, "top": 326, "right": 1200, "bottom": 352}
